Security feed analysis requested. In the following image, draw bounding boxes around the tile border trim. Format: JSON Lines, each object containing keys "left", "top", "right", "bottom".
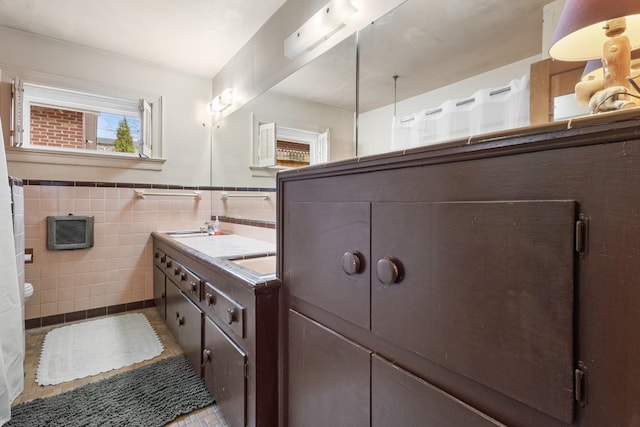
{"left": 25, "top": 299, "right": 156, "bottom": 330}
{"left": 23, "top": 179, "right": 276, "bottom": 193}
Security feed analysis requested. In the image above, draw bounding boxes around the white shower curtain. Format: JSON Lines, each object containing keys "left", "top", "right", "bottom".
{"left": 0, "top": 121, "right": 24, "bottom": 426}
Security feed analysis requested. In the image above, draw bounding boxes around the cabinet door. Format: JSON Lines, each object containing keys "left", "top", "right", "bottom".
{"left": 167, "top": 279, "right": 203, "bottom": 375}
{"left": 153, "top": 265, "right": 166, "bottom": 319}
{"left": 284, "top": 202, "right": 370, "bottom": 329}
{"left": 372, "top": 355, "right": 506, "bottom": 427}
{"left": 175, "top": 290, "right": 203, "bottom": 376}
{"left": 165, "top": 278, "right": 182, "bottom": 340}
{"left": 203, "top": 316, "right": 246, "bottom": 427}
{"left": 371, "top": 201, "right": 576, "bottom": 423}
{"left": 288, "top": 310, "right": 371, "bottom": 427}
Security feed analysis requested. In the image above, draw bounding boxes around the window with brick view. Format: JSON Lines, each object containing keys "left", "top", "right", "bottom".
{"left": 10, "top": 79, "right": 160, "bottom": 159}
{"left": 30, "top": 106, "right": 87, "bottom": 149}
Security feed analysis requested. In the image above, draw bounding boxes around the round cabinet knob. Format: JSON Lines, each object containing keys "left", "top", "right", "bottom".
{"left": 226, "top": 308, "right": 236, "bottom": 324}
{"left": 160, "top": 255, "right": 166, "bottom": 263}
{"left": 166, "top": 260, "right": 172, "bottom": 269}
{"left": 376, "top": 257, "right": 403, "bottom": 285}
{"left": 342, "top": 252, "right": 363, "bottom": 275}
{"left": 154, "top": 251, "right": 159, "bottom": 259}
{"left": 174, "top": 267, "right": 181, "bottom": 276}
{"left": 202, "top": 349, "right": 211, "bottom": 364}
{"left": 181, "top": 273, "right": 188, "bottom": 281}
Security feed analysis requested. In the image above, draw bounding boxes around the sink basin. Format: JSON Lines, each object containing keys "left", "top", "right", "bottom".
{"left": 169, "top": 234, "right": 276, "bottom": 259}
{"left": 230, "top": 256, "right": 276, "bottom": 275}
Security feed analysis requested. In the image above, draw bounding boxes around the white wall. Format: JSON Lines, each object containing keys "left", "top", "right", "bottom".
{"left": 0, "top": 26, "right": 212, "bottom": 187}
{"left": 358, "top": 55, "right": 541, "bottom": 156}
{"left": 211, "top": 91, "right": 354, "bottom": 187}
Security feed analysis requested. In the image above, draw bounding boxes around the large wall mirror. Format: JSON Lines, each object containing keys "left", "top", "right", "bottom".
{"left": 211, "top": 0, "right": 549, "bottom": 187}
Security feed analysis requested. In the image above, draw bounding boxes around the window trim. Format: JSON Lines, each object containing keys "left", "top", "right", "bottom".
{"left": 2, "top": 65, "right": 164, "bottom": 166}
{"left": 5, "top": 145, "right": 165, "bottom": 170}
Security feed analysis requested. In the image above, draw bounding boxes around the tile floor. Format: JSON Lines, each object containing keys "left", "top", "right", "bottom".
{"left": 14, "top": 307, "right": 229, "bottom": 427}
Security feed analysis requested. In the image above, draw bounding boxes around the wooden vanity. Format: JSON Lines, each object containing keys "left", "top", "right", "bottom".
{"left": 152, "top": 232, "right": 279, "bottom": 427}
{"left": 277, "top": 111, "right": 640, "bottom": 426}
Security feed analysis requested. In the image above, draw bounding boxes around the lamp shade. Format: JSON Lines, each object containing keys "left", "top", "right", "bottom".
{"left": 549, "top": 0, "right": 640, "bottom": 61}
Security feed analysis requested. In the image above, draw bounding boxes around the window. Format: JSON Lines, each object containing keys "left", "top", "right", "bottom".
{"left": 11, "top": 79, "right": 161, "bottom": 159}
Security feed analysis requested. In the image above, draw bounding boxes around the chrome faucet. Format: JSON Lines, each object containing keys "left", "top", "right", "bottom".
{"left": 200, "top": 221, "right": 215, "bottom": 236}
{"left": 204, "top": 221, "right": 214, "bottom": 235}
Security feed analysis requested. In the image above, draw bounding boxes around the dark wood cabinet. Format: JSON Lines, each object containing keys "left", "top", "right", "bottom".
{"left": 288, "top": 310, "right": 371, "bottom": 427}
{"left": 372, "top": 355, "right": 505, "bottom": 427}
{"left": 285, "top": 202, "right": 370, "bottom": 329}
{"left": 152, "top": 263, "right": 166, "bottom": 319}
{"left": 166, "top": 278, "right": 203, "bottom": 375}
{"left": 203, "top": 316, "right": 247, "bottom": 427}
{"left": 152, "top": 234, "right": 279, "bottom": 427}
{"left": 278, "top": 115, "right": 640, "bottom": 426}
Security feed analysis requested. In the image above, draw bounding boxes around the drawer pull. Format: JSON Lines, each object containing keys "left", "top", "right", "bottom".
{"left": 190, "top": 281, "right": 198, "bottom": 292}
{"left": 202, "top": 349, "right": 212, "bottom": 365}
{"left": 205, "top": 292, "right": 216, "bottom": 306}
{"left": 226, "top": 308, "right": 236, "bottom": 324}
{"left": 342, "top": 251, "right": 364, "bottom": 275}
{"left": 176, "top": 314, "right": 184, "bottom": 326}
{"left": 376, "top": 257, "right": 403, "bottom": 285}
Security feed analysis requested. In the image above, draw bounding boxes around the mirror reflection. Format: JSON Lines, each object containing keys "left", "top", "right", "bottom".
{"left": 212, "top": 0, "right": 551, "bottom": 187}
{"left": 211, "top": 35, "right": 356, "bottom": 187}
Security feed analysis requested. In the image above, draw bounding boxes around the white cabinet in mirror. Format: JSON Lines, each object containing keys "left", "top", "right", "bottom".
{"left": 251, "top": 115, "right": 329, "bottom": 171}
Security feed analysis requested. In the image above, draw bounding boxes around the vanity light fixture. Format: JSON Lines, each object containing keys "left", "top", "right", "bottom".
{"left": 206, "top": 88, "right": 233, "bottom": 114}
{"left": 549, "top": 0, "right": 640, "bottom": 112}
{"left": 284, "top": 0, "right": 358, "bottom": 59}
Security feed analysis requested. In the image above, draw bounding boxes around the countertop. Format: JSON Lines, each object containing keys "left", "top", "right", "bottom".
{"left": 152, "top": 231, "right": 279, "bottom": 290}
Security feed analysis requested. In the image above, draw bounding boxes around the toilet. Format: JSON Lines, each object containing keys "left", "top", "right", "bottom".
{"left": 24, "top": 282, "right": 33, "bottom": 303}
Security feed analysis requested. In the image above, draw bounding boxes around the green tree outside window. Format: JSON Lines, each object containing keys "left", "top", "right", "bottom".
{"left": 114, "top": 117, "right": 135, "bottom": 153}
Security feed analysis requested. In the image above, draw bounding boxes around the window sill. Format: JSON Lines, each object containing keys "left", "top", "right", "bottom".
{"left": 249, "top": 165, "right": 288, "bottom": 178}
{"left": 6, "top": 147, "right": 166, "bottom": 171}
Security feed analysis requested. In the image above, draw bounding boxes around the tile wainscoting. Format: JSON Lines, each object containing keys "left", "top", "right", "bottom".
{"left": 23, "top": 180, "right": 276, "bottom": 327}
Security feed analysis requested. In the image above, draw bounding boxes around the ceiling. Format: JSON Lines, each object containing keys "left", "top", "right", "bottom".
{"left": 0, "top": 0, "right": 286, "bottom": 78}
{"left": 0, "top": 0, "right": 552, "bottom": 112}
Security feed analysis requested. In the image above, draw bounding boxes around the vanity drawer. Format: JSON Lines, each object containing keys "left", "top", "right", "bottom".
{"left": 162, "top": 255, "right": 176, "bottom": 276}
{"left": 202, "top": 282, "right": 245, "bottom": 339}
{"left": 153, "top": 249, "right": 166, "bottom": 269}
{"left": 169, "top": 264, "right": 203, "bottom": 298}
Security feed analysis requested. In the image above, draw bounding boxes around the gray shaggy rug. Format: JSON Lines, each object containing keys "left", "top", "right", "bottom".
{"left": 7, "top": 355, "right": 214, "bottom": 427}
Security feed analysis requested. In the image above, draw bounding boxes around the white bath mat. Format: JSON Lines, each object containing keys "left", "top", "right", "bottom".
{"left": 36, "top": 313, "right": 164, "bottom": 386}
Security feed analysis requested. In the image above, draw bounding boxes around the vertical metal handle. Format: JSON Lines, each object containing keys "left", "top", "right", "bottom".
{"left": 206, "top": 292, "right": 215, "bottom": 306}
{"left": 202, "top": 349, "right": 212, "bottom": 366}
{"left": 226, "top": 308, "right": 236, "bottom": 324}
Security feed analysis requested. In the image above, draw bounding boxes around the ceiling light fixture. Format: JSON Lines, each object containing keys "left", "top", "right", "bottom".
{"left": 284, "top": 0, "right": 358, "bottom": 60}
{"left": 206, "top": 88, "right": 233, "bottom": 114}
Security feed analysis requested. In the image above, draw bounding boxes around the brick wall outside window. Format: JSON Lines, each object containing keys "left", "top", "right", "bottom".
{"left": 30, "top": 105, "right": 85, "bottom": 149}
